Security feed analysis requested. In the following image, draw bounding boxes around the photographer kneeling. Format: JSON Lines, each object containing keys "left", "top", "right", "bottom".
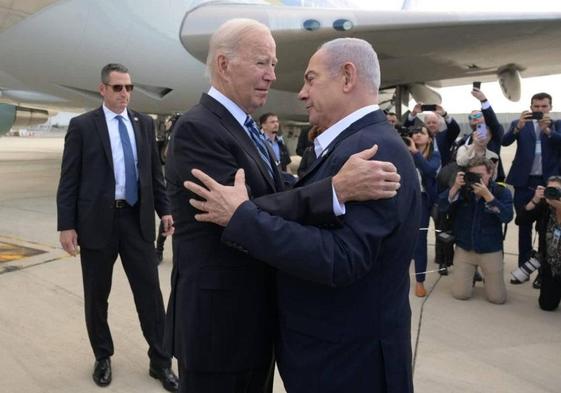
{"left": 516, "top": 177, "right": 561, "bottom": 311}
{"left": 439, "top": 157, "right": 513, "bottom": 304}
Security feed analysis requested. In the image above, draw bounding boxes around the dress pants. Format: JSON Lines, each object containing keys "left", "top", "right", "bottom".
{"left": 178, "top": 359, "right": 274, "bottom": 393}
{"left": 513, "top": 176, "right": 545, "bottom": 266}
{"left": 79, "top": 204, "right": 170, "bottom": 367}
{"left": 452, "top": 247, "right": 507, "bottom": 304}
{"left": 538, "top": 264, "right": 561, "bottom": 311}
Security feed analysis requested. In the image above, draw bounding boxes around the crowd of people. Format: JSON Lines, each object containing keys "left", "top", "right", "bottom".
{"left": 54, "top": 16, "right": 560, "bottom": 393}
{"left": 385, "top": 89, "right": 561, "bottom": 308}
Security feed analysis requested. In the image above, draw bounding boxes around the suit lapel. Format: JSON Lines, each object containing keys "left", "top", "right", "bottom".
{"left": 296, "top": 110, "right": 385, "bottom": 186}
{"left": 93, "top": 107, "right": 114, "bottom": 173}
{"left": 200, "top": 94, "right": 278, "bottom": 191}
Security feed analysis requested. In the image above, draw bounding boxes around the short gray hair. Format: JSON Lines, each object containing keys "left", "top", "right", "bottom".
{"left": 206, "top": 18, "right": 271, "bottom": 79}
{"left": 319, "top": 38, "right": 380, "bottom": 93}
{"left": 101, "top": 63, "right": 128, "bottom": 84}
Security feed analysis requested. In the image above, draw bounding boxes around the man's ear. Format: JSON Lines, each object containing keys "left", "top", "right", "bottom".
{"left": 216, "top": 54, "right": 229, "bottom": 79}
{"left": 341, "top": 62, "right": 357, "bottom": 93}
{"left": 98, "top": 82, "right": 105, "bottom": 98}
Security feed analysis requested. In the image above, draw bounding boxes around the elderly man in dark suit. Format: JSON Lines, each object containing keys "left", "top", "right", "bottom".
{"left": 502, "top": 92, "right": 561, "bottom": 279}
{"left": 186, "top": 38, "right": 419, "bottom": 393}
{"left": 56, "top": 63, "right": 178, "bottom": 391}
{"left": 165, "top": 19, "right": 402, "bottom": 393}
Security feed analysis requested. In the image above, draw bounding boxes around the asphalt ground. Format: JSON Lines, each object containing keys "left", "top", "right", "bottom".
{"left": 0, "top": 136, "right": 559, "bottom": 393}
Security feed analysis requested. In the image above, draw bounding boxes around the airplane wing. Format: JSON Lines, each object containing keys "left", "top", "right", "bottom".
{"left": 181, "top": 2, "right": 561, "bottom": 100}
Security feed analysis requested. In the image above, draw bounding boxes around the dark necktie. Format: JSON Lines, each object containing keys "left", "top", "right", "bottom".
{"left": 244, "top": 116, "right": 274, "bottom": 178}
{"left": 116, "top": 115, "right": 138, "bottom": 206}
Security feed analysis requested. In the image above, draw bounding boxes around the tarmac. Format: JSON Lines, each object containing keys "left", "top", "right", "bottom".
{"left": 0, "top": 135, "right": 559, "bottom": 393}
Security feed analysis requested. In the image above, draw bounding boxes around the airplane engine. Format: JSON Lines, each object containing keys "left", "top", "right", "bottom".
{"left": 497, "top": 66, "right": 521, "bottom": 102}
{"left": 0, "top": 103, "right": 49, "bottom": 135}
{"left": 407, "top": 83, "right": 442, "bottom": 105}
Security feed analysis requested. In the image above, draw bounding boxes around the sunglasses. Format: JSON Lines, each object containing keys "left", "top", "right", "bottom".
{"left": 105, "top": 83, "right": 134, "bottom": 92}
{"left": 468, "top": 112, "right": 483, "bottom": 120}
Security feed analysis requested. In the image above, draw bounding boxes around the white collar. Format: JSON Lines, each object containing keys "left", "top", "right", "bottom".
{"left": 314, "top": 105, "right": 379, "bottom": 158}
{"left": 102, "top": 104, "right": 129, "bottom": 122}
{"left": 208, "top": 86, "right": 249, "bottom": 128}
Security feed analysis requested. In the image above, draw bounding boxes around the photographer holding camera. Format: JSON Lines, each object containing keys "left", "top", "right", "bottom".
{"left": 405, "top": 102, "right": 460, "bottom": 166}
{"left": 406, "top": 126, "right": 441, "bottom": 297}
{"left": 516, "top": 177, "right": 561, "bottom": 311}
{"left": 439, "top": 157, "right": 513, "bottom": 304}
{"left": 502, "top": 93, "right": 561, "bottom": 283}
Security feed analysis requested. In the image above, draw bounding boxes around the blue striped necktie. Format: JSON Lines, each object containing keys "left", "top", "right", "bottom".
{"left": 116, "top": 115, "right": 138, "bottom": 206}
{"left": 244, "top": 116, "right": 274, "bottom": 178}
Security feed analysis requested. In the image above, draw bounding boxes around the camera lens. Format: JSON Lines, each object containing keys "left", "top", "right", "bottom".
{"left": 511, "top": 255, "right": 541, "bottom": 282}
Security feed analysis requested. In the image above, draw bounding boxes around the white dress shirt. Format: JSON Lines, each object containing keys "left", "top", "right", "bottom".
{"left": 208, "top": 87, "right": 349, "bottom": 216}
{"left": 314, "top": 105, "right": 380, "bottom": 215}
{"left": 103, "top": 104, "right": 139, "bottom": 200}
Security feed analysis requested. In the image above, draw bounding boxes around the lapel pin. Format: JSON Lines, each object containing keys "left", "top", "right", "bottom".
{"left": 134, "top": 117, "right": 139, "bottom": 122}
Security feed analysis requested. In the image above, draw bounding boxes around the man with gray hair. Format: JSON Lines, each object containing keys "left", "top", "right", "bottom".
{"left": 186, "top": 37, "right": 419, "bottom": 392}
{"left": 166, "top": 19, "right": 403, "bottom": 393}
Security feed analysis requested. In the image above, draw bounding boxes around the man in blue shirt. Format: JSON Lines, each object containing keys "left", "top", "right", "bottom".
{"left": 502, "top": 93, "right": 561, "bottom": 280}
{"left": 259, "top": 112, "right": 292, "bottom": 172}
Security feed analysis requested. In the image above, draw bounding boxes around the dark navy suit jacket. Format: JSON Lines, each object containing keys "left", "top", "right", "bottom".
{"left": 502, "top": 119, "right": 561, "bottom": 187}
{"left": 165, "top": 94, "right": 338, "bottom": 373}
{"left": 223, "top": 110, "right": 420, "bottom": 393}
{"left": 57, "top": 107, "right": 169, "bottom": 249}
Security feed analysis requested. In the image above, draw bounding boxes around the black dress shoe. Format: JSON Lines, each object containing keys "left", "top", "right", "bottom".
{"left": 438, "top": 263, "right": 448, "bottom": 276}
{"left": 149, "top": 366, "right": 179, "bottom": 392}
{"left": 92, "top": 358, "right": 111, "bottom": 387}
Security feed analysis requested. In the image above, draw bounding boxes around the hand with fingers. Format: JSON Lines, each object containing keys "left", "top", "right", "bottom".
{"left": 332, "top": 144, "right": 401, "bottom": 203}
{"left": 184, "top": 168, "right": 249, "bottom": 227}
{"left": 60, "top": 229, "right": 78, "bottom": 256}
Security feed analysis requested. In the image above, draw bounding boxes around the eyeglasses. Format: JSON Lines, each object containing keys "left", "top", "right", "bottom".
{"left": 468, "top": 112, "right": 483, "bottom": 120}
{"left": 105, "top": 83, "right": 134, "bottom": 92}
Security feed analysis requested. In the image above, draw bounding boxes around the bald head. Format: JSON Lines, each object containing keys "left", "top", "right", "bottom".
{"left": 206, "top": 18, "right": 272, "bottom": 81}
{"left": 205, "top": 18, "right": 277, "bottom": 114}
{"left": 319, "top": 38, "right": 380, "bottom": 94}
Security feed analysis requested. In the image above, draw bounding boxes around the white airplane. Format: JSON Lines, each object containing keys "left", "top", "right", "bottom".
{"left": 1, "top": 0, "right": 561, "bottom": 135}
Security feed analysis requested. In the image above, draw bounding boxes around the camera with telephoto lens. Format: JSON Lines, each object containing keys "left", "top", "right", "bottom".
{"left": 462, "top": 172, "right": 482, "bottom": 192}
{"left": 544, "top": 186, "right": 561, "bottom": 200}
{"left": 511, "top": 250, "right": 541, "bottom": 283}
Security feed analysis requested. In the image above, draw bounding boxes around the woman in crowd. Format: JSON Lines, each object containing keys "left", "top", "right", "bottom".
{"left": 406, "top": 126, "right": 441, "bottom": 297}
{"left": 516, "top": 177, "right": 561, "bottom": 311}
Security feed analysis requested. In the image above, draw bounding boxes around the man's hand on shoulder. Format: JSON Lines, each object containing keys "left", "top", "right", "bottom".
{"left": 185, "top": 168, "right": 249, "bottom": 227}
{"left": 60, "top": 229, "right": 78, "bottom": 256}
{"left": 333, "top": 145, "right": 400, "bottom": 203}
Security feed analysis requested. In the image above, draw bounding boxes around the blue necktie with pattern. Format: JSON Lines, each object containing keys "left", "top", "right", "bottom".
{"left": 244, "top": 116, "right": 274, "bottom": 179}
{"left": 116, "top": 115, "right": 138, "bottom": 206}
